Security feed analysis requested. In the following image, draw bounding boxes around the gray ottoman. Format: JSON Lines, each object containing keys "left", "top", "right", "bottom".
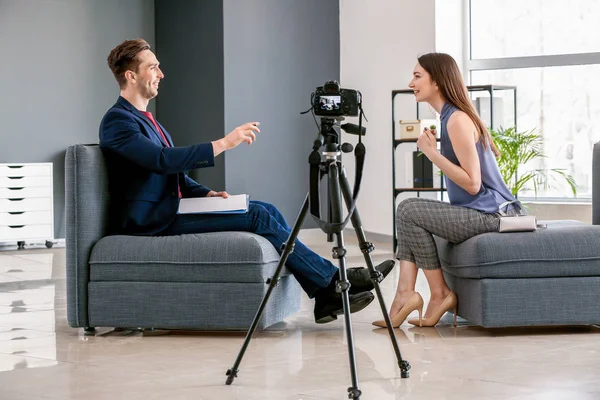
{"left": 436, "top": 220, "right": 600, "bottom": 327}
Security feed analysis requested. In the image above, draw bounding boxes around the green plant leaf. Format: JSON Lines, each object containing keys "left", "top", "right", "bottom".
{"left": 489, "top": 126, "right": 577, "bottom": 198}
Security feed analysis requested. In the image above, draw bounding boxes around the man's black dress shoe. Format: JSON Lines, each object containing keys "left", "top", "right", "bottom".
{"left": 314, "top": 290, "right": 374, "bottom": 324}
{"left": 312, "top": 259, "right": 395, "bottom": 324}
{"left": 345, "top": 259, "right": 395, "bottom": 294}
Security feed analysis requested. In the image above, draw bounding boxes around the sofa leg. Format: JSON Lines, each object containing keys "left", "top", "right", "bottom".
{"left": 83, "top": 327, "right": 96, "bottom": 336}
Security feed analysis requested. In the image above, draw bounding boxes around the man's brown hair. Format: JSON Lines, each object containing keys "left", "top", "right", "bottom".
{"left": 107, "top": 38, "right": 151, "bottom": 89}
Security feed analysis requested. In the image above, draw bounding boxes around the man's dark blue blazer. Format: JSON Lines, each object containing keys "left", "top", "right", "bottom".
{"left": 99, "top": 96, "right": 215, "bottom": 235}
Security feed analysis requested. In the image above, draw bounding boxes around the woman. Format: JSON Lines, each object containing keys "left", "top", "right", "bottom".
{"left": 373, "top": 52, "right": 517, "bottom": 328}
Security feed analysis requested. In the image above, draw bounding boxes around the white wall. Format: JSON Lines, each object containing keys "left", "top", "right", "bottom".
{"left": 340, "top": 0, "right": 437, "bottom": 235}
{"left": 435, "top": 0, "right": 466, "bottom": 74}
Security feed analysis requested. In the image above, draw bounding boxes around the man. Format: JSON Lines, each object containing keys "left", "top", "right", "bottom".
{"left": 99, "top": 38, "right": 392, "bottom": 324}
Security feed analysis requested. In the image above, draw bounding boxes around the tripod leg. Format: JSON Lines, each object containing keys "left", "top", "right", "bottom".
{"left": 338, "top": 167, "right": 411, "bottom": 379}
{"left": 328, "top": 163, "right": 362, "bottom": 399}
{"left": 225, "top": 194, "right": 310, "bottom": 385}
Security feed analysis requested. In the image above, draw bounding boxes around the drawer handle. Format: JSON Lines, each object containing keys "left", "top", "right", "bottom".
{"left": 8, "top": 212, "right": 25, "bottom": 215}
{"left": 7, "top": 198, "right": 24, "bottom": 201}
{"left": 8, "top": 225, "right": 25, "bottom": 229}
{"left": 7, "top": 187, "right": 24, "bottom": 191}
{"left": 7, "top": 166, "right": 24, "bottom": 169}
{"left": 7, "top": 176, "right": 24, "bottom": 180}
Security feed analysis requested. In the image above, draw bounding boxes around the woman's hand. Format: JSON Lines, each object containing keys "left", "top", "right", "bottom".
{"left": 416, "top": 127, "right": 437, "bottom": 157}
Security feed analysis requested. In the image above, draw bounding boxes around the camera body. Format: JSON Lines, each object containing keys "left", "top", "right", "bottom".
{"left": 312, "top": 80, "right": 361, "bottom": 117}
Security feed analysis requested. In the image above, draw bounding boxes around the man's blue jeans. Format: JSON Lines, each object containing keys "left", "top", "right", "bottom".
{"left": 159, "top": 200, "right": 338, "bottom": 297}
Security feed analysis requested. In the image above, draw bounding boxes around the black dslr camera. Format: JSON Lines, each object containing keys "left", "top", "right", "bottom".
{"left": 312, "top": 80, "right": 361, "bottom": 117}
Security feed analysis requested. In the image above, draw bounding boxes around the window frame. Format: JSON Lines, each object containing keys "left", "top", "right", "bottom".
{"left": 465, "top": 0, "right": 600, "bottom": 201}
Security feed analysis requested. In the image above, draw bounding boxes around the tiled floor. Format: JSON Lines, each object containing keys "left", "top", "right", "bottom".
{"left": 0, "top": 231, "right": 599, "bottom": 399}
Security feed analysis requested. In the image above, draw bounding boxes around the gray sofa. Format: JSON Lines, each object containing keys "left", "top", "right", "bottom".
{"left": 65, "top": 144, "right": 301, "bottom": 332}
{"left": 434, "top": 143, "right": 600, "bottom": 328}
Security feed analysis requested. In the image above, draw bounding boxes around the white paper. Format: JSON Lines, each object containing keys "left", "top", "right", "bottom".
{"left": 177, "top": 194, "right": 249, "bottom": 214}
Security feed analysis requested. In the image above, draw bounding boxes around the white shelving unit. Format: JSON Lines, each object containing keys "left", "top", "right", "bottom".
{"left": 0, "top": 163, "right": 54, "bottom": 249}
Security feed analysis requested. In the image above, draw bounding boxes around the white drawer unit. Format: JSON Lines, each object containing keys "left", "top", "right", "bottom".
{"left": 2, "top": 211, "right": 53, "bottom": 225}
{"left": 0, "top": 176, "right": 53, "bottom": 188}
{"left": 0, "top": 163, "right": 54, "bottom": 249}
{"left": 0, "top": 164, "right": 52, "bottom": 177}
{"left": 0, "top": 186, "right": 53, "bottom": 198}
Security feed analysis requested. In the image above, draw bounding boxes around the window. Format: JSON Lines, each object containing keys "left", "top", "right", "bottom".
{"left": 468, "top": 0, "right": 600, "bottom": 199}
{"left": 471, "top": 0, "right": 600, "bottom": 59}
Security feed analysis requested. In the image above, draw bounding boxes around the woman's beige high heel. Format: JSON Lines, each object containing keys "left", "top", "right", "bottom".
{"left": 408, "top": 292, "right": 458, "bottom": 327}
{"left": 372, "top": 292, "right": 424, "bottom": 328}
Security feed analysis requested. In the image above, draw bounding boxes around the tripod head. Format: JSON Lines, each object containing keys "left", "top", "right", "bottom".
{"left": 314, "top": 117, "right": 366, "bottom": 159}
{"left": 317, "top": 118, "right": 347, "bottom": 160}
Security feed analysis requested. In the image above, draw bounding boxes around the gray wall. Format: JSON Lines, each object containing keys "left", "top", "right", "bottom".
{"left": 154, "top": 0, "right": 225, "bottom": 191}
{"left": 0, "top": 0, "right": 155, "bottom": 239}
{"left": 156, "top": 0, "right": 340, "bottom": 224}
{"left": 223, "top": 0, "right": 340, "bottom": 224}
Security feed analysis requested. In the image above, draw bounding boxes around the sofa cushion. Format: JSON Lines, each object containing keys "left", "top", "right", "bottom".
{"left": 89, "top": 232, "right": 291, "bottom": 283}
{"left": 435, "top": 220, "right": 600, "bottom": 279}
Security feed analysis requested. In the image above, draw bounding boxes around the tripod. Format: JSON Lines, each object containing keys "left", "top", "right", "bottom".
{"left": 225, "top": 119, "right": 410, "bottom": 399}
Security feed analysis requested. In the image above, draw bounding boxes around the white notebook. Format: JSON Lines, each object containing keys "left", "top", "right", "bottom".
{"left": 177, "top": 194, "right": 249, "bottom": 215}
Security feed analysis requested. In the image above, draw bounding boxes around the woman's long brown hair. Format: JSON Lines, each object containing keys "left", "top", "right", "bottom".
{"left": 418, "top": 52, "right": 500, "bottom": 157}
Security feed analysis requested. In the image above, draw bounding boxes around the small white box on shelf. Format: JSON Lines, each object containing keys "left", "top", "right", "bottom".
{"left": 399, "top": 119, "right": 439, "bottom": 139}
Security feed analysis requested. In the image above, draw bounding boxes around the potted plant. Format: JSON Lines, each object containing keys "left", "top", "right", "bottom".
{"left": 489, "top": 126, "right": 577, "bottom": 198}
